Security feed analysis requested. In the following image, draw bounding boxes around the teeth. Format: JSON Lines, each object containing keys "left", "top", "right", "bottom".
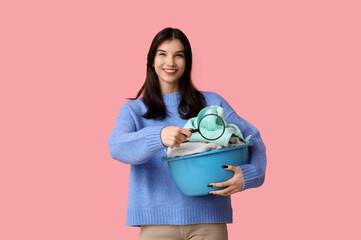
{"left": 164, "top": 69, "right": 176, "bottom": 73}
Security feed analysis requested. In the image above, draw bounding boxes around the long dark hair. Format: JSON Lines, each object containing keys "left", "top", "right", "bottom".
{"left": 130, "top": 27, "right": 205, "bottom": 120}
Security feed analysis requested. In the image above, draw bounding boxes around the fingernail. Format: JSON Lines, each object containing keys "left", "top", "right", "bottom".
{"left": 222, "top": 165, "right": 228, "bottom": 168}
{"left": 208, "top": 184, "right": 213, "bottom": 187}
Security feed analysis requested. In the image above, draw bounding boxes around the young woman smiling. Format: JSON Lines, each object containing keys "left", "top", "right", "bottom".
{"left": 108, "top": 27, "right": 267, "bottom": 240}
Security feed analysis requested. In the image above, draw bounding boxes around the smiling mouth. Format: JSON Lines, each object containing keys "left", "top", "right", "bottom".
{"left": 163, "top": 69, "right": 177, "bottom": 73}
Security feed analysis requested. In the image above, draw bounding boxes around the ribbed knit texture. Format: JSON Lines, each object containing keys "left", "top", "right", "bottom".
{"left": 108, "top": 91, "right": 267, "bottom": 226}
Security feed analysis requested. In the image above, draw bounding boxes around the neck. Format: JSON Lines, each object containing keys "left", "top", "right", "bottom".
{"left": 159, "top": 82, "right": 180, "bottom": 94}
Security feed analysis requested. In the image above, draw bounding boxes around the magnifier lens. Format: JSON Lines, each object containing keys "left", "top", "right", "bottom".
{"left": 198, "top": 114, "right": 225, "bottom": 140}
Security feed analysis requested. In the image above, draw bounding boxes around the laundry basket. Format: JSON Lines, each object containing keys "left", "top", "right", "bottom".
{"left": 161, "top": 141, "right": 252, "bottom": 196}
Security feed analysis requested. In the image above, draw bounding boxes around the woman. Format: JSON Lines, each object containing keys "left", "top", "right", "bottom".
{"left": 108, "top": 27, "right": 267, "bottom": 240}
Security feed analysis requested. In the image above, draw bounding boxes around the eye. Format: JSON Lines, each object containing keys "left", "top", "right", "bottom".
{"left": 176, "top": 54, "right": 184, "bottom": 57}
{"left": 158, "top": 53, "right": 166, "bottom": 56}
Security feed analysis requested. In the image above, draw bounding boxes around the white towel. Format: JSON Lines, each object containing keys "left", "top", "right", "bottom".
{"left": 166, "top": 137, "right": 244, "bottom": 158}
{"left": 166, "top": 142, "right": 222, "bottom": 158}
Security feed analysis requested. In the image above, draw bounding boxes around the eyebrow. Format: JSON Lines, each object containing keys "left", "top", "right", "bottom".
{"left": 157, "top": 49, "right": 185, "bottom": 54}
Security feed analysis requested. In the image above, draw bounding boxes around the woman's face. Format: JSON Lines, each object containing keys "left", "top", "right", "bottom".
{"left": 153, "top": 39, "right": 186, "bottom": 93}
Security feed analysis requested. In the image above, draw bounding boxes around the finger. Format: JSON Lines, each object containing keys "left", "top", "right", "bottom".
{"left": 177, "top": 133, "right": 188, "bottom": 143}
{"left": 208, "top": 165, "right": 242, "bottom": 187}
{"left": 170, "top": 136, "right": 181, "bottom": 147}
{"left": 222, "top": 165, "right": 240, "bottom": 173}
{"left": 175, "top": 137, "right": 183, "bottom": 145}
{"left": 210, "top": 186, "right": 237, "bottom": 196}
{"left": 179, "top": 128, "right": 192, "bottom": 138}
{"left": 208, "top": 178, "right": 233, "bottom": 188}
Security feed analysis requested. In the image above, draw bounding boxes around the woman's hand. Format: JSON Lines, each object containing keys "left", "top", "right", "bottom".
{"left": 208, "top": 165, "right": 244, "bottom": 196}
{"left": 161, "top": 126, "right": 192, "bottom": 148}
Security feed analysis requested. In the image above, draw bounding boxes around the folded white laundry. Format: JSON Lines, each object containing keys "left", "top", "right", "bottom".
{"left": 166, "top": 137, "right": 244, "bottom": 158}
{"left": 166, "top": 142, "right": 222, "bottom": 158}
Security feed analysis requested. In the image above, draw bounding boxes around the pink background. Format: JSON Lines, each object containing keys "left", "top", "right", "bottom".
{"left": 1, "top": 0, "right": 360, "bottom": 239}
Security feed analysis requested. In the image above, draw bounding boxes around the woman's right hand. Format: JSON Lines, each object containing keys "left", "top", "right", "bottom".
{"left": 160, "top": 126, "right": 192, "bottom": 148}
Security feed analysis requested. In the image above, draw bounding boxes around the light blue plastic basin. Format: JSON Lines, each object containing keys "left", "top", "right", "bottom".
{"left": 161, "top": 141, "right": 252, "bottom": 196}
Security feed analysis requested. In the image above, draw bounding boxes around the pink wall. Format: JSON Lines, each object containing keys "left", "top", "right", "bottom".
{"left": 1, "top": 0, "right": 360, "bottom": 239}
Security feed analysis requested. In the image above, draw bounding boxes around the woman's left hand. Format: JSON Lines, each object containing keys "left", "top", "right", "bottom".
{"left": 208, "top": 165, "right": 244, "bottom": 196}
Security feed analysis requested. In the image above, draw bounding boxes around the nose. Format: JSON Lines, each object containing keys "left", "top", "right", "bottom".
{"left": 166, "top": 56, "right": 175, "bottom": 67}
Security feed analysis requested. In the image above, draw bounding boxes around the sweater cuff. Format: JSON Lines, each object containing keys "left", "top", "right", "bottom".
{"left": 145, "top": 126, "right": 166, "bottom": 153}
{"left": 239, "top": 164, "right": 262, "bottom": 191}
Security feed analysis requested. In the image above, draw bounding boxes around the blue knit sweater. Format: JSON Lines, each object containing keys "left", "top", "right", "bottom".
{"left": 108, "top": 91, "right": 267, "bottom": 226}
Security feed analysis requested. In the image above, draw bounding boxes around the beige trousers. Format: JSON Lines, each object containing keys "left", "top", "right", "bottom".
{"left": 139, "top": 223, "right": 228, "bottom": 240}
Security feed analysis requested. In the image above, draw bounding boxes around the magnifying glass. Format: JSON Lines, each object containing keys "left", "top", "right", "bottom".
{"left": 190, "top": 114, "right": 226, "bottom": 141}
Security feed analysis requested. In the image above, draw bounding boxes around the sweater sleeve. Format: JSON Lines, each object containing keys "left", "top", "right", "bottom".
{"left": 220, "top": 95, "right": 267, "bottom": 191}
{"left": 108, "top": 102, "right": 166, "bottom": 165}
